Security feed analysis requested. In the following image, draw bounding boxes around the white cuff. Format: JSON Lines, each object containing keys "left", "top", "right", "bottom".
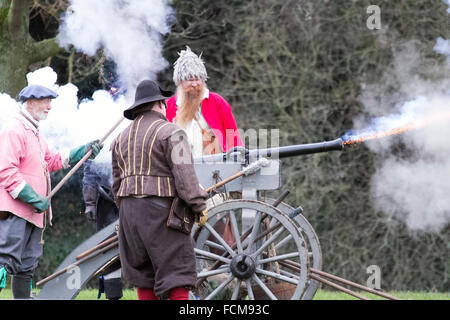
{"left": 10, "top": 181, "right": 26, "bottom": 199}
{"left": 60, "top": 148, "right": 71, "bottom": 169}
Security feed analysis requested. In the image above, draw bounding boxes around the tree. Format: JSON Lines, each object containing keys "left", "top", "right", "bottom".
{"left": 0, "top": 0, "right": 62, "bottom": 96}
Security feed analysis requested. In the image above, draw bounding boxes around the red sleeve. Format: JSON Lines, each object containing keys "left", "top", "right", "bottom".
{"left": 214, "top": 94, "right": 244, "bottom": 151}
{"left": 166, "top": 96, "right": 177, "bottom": 123}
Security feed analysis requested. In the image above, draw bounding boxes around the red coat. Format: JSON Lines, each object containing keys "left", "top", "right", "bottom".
{"left": 166, "top": 91, "right": 243, "bottom": 152}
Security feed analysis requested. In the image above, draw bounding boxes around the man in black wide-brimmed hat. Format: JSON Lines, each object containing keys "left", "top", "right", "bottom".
{"left": 111, "top": 79, "right": 208, "bottom": 300}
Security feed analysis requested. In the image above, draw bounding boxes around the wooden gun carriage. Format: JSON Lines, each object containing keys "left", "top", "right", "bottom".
{"left": 36, "top": 137, "right": 399, "bottom": 300}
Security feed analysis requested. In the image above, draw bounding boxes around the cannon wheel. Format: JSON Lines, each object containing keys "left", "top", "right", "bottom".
{"left": 265, "top": 198, "right": 322, "bottom": 300}
{"left": 192, "top": 199, "right": 310, "bottom": 300}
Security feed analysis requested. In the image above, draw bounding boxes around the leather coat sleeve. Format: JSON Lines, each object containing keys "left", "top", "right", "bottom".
{"left": 164, "top": 129, "right": 207, "bottom": 214}
{"left": 110, "top": 139, "right": 122, "bottom": 208}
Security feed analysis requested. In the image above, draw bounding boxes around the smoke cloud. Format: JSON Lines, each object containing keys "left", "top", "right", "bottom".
{"left": 57, "top": 0, "right": 174, "bottom": 94}
{"left": 0, "top": 67, "right": 130, "bottom": 164}
{"left": 352, "top": 36, "right": 450, "bottom": 233}
{"left": 1, "top": 0, "right": 175, "bottom": 194}
{"left": 1, "top": 1, "right": 175, "bottom": 165}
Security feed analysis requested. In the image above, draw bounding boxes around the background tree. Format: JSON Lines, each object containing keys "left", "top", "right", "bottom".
{"left": 0, "top": 0, "right": 63, "bottom": 96}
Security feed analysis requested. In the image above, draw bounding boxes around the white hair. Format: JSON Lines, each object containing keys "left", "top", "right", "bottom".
{"left": 173, "top": 46, "right": 208, "bottom": 85}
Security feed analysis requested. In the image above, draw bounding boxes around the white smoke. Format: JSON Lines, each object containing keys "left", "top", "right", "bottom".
{"left": 57, "top": 0, "right": 174, "bottom": 94}
{"left": 44, "top": 81, "right": 130, "bottom": 164}
{"left": 434, "top": 37, "right": 450, "bottom": 60}
{"left": 0, "top": 1, "right": 174, "bottom": 193}
{"left": 0, "top": 67, "right": 130, "bottom": 164}
{"left": 0, "top": 93, "right": 19, "bottom": 125}
{"left": 353, "top": 38, "right": 450, "bottom": 233}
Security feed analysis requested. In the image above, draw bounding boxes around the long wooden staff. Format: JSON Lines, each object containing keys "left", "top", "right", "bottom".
{"left": 48, "top": 117, "right": 125, "bottom": 199}
{"left": 204, "top": 157, "right": 270, "bottom": 193}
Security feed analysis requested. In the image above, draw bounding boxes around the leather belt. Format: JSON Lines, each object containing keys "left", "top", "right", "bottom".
{"left": 131, "top": 195, "right": 172, "bottom": 208}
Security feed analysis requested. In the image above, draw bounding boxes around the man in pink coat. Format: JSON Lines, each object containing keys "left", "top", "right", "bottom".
{"left": 0, "top": 84, "right": 102, "bottom": 299}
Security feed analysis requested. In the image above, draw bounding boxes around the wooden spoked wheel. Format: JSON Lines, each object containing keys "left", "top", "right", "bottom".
{"left": 192, "top": 200, "right": 310, "bottom": 300}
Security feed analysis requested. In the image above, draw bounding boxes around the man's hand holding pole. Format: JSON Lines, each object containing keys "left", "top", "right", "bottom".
{"left": 48, "top": 116, "right": 125, "bottom": 200}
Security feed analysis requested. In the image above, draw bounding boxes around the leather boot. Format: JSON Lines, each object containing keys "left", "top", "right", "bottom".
{"left": 104, "top": 278, "right": 123, "bottom": 300}
{"left": 11, "top": 275, "right": 31, "bottom": 299}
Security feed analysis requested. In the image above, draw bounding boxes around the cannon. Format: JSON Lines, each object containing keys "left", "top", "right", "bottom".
{"left": 189, "top": 138, "right": 342, "bottom": 300}
{"left": 37, "top": 137, "right": 392, "bottom": 300}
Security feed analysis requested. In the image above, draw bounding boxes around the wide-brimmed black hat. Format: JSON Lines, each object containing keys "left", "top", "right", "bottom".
{"left": 17, "top": 84, "right": 58, "bottom": 102}
{"left": 123, "top": 80, "right": 173, "bottom": 120}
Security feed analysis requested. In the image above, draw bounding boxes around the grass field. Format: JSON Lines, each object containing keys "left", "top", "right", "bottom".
{"left": 0, "top": 288, "right": 448, "bottom": 300}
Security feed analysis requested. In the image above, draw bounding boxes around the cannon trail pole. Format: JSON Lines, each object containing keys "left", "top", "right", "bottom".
{"left": 278, "top": 258, "right": 401, "bottom": 300}
{"left": 48, "top": 117, "right": 125, "bottom": 199}
{"left": 204, "top": 157, "right": 270, "bottom": 193}
{"left": 36, "top": 240, "right": 119, "bottom": 287}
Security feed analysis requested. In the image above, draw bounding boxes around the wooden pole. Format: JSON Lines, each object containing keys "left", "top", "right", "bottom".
{"left": 36, "top": 240, "right": 119, "bottom": 287}
{"left": 48, "top": 117, "right": 125, "bottom": 199}
{"left": 92, "top": 256, "right": 121, "bottom": 279}
{"left": 76, "top": 234, "right": 119, "bottom": 260}
{"left": 280, "top": 258, "right": 401, "bottom": 300}
{"left": 309, "top": 274, "right": 370, "bottom": 300}
{"left": 277, "top": 260, "right": 370, "bottom": 300}
{"left": 310, "top": 268, "right": 401, "bottom": 300}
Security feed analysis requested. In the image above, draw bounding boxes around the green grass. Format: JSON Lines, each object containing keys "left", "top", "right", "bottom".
{"left": 0, "top": 288, "right": 448, "bottom": 300}
{"left": 312, "top": 290, "right": 450, "bottom": 300}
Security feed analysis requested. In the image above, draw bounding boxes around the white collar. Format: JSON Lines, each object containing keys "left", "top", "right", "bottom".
{"left": 176, "top": 88, "right": 209, "bottom": 106}
{"left": 17, "top": 108, "right": 39, "bottom": 134}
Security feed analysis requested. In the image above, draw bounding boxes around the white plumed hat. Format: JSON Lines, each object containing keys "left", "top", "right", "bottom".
{"left": 173, "top": 46, "right": 208, "bottom": 85}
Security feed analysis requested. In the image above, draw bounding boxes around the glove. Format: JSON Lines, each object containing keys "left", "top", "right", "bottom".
{"left": 17, "top": 184, "right": 50, "bottom": 213}
{"left": 69, "top": 140, "right": 103, "bottom": 165}
{"left": 198, "top": 209, "right": 208, "bottom": 227}
{"left": 0, "top": 266, "right": 7, "bottom": 289}
{"left": 84, "top": 206, "right": 97, "bottom": 222}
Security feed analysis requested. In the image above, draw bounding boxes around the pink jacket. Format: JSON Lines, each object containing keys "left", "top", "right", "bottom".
{"left": 0, "top": 115, "right": 63, "bottom": 228}
{"left": 166, "top": 91, "right": 244, "bottom": 152}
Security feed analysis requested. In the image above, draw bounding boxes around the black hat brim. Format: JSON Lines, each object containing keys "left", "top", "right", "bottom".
{"left": 123, "top": 88, "right": 173, "bottom": 120}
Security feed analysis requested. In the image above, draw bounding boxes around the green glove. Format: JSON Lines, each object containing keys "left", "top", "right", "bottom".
{"left": 69, "top": 140, "right": 103, "bottom": 166}
{"left": 0, "top": 266, "right": 6, "bottom": 289}
{"left": 17, "top": 183, "right": 50, "bottom": 213}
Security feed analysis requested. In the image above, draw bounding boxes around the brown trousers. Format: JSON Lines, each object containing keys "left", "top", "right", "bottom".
{"left": 118, "top": 196, "right": 197, "bottom": 298}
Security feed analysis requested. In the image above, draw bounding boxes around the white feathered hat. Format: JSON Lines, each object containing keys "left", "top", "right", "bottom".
{"left": 173, "top": 46, "right": 208, "bottom": 85}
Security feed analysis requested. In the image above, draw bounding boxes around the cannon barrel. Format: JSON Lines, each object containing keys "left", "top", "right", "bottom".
{"left": 251, "top": 137, "right": 343, "bottom": 159}
{"left": 195, "top": 138, "right": 343, "bottom": 163}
